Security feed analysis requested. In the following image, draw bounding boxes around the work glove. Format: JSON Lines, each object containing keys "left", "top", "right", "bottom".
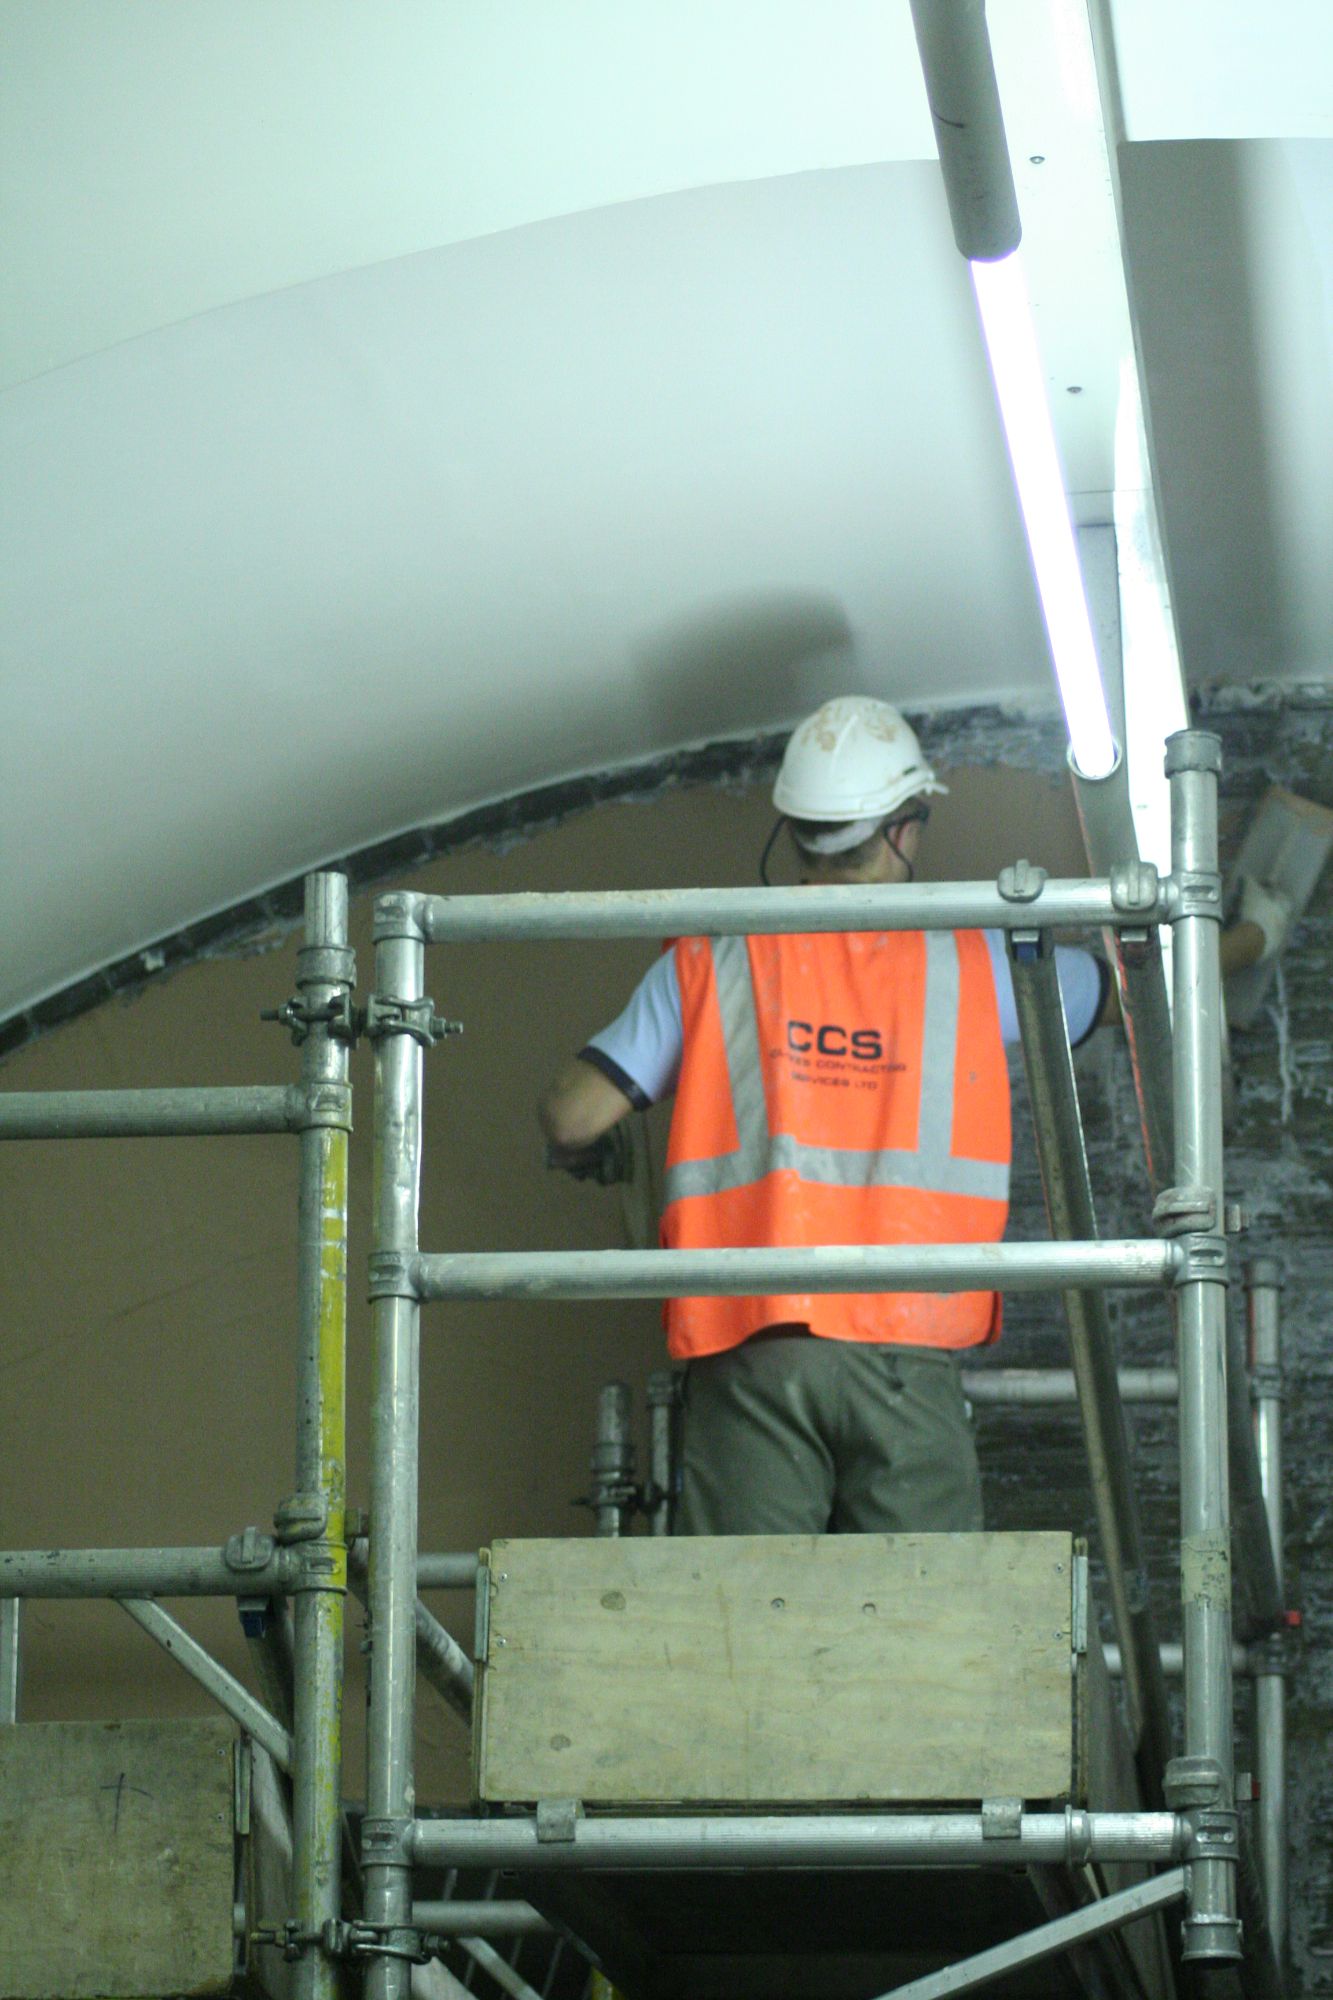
{"left": 1236, "top": 875, "right": 1294, "bottom": 965}
{"left": 545, "top": 1126, "right": 630, "bottom": 1186}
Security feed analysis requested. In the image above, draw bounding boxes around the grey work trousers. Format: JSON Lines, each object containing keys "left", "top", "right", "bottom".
{"left": 674, "top": 1332, "right": 983, "bottom": 1536}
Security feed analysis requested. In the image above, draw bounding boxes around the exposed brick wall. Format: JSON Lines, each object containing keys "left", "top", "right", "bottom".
{"left": 942, "top": 686, "right": 1333, "bottom": 1991}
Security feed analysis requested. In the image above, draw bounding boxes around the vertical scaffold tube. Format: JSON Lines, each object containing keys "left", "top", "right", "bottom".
{"left": 290, "top": 873, "right": 353, "bottom": 2000}
{"left": 1247, "top": 1256, "right": 1288, "bottom": 1962}
{"left": 364, "top": 899, "right": 427, "bottom": 1997}
{"left": 1008, "top": 943, "right": 1171, "bottom": 1797}
{"left": 647, "top": 1370, "right": 677, "bottom": 1537}
{"left": 591, "top": 1383, "right": 634, "bottom": 1537}
{"left": 0, "top": 1597, "right": 20, "bottom": 1723}
{"left": 1166, "top": 731, "right": 1241, "bottom": 1963}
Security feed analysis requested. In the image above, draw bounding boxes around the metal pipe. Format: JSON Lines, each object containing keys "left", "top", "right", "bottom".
{"left": 868, "top": 1868, "right": 1187, "bottom": 2000}
{"left": 454, "top": 1936, "right": 546, "bottom": 2000}
{"left": 289, "top": 873, "right": 353, "bottom": 2000}
{"left": 410, "top": 1239, "right": 1177, "bottom": 1303}
{"left": 412, "top": 878, "right": 1164, "bottom": 945}
{"left": 411, "top": 1903, "right": 552, "bottom": 1937}
{"left": 1226, "top": 1301, "right": 1283, "bottom": 1636}
{"left": 1247, "top": 1260, "right": 1285, "bottom": 1567}
{"left": 352, "top": 1543, "right": 482, "bottom": 1592}
{"left": 0, "top": 1597, "right": 20, "bottom": 1722}
{"left": 591, "top": 1382, "right": 634, "bottom": 1537}
{"left": 347, "top": 1546, "right": 474, "bottom": 1721}
{"left": 0, "top": 1084, "right": 309, "bottom": 1139}
{"left": 907, "top": 0, "right": 1021, "bottom": 263}
{"left": 118, "top": 1596, "right": 293, "bottom": 1771}
{"left": 415, "top": 1553, "right": 481, "bottom": 1591}
{"left": 1247, "top": 1256, "right": 1287, "bottom": 1962}
{"left": 409, "top": 1810, "right": 1186, "bottom": 1872}
{"left": 1166, "top": 730, "right": 1240, "bottom": 1963}
{"left": 1009, "top": 943, "right": 1171, "bottom": 1798}
{"left": 962, "top": 1367, "right": 1177, "bottom": 1405}
{"left": 1068, "top": 750, "right": 1175, "bottom": 1198}
{"left": 364, "top": 916, "right": 427, "bottom": 2000}
{"left": 646, "top": 1369, "right": 678, "bottom": 1535}
{"left": 0, "top": 1542, "right": 297, "bottom": 1597}
{"left": 1104, "top": 1641, "right": 1249, "bottom": 1680}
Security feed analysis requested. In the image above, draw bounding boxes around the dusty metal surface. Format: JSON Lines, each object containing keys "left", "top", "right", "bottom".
{"left": 966, "top": 685, "right": 1333, "bottom": 1991}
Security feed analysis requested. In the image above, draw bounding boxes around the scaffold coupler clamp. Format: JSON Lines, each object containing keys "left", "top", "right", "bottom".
{"left": 355, "top": 1817, "right": 425, "bottom": 1961}
{"left": 260, "top": 989, "right": 360, "bottom": 1048}
{"left": 1165, "top": 1755, "right": 1243, "bottom": 1961}
{"left": 252, "top": 1915, "right": 428, "bottom": 1967}
{"left": 368, "top": 1249, "right": 419, "bottom": 1300}
{"left": 1152, "top": 1185, "right": 1228, "bottom": 1287}
{"left": 273, "top": 1491, "right": 347, "bottom": 1596}
{"left": 998, "top": 864, "right": 1049, "bottom": 966}
{"left": 1108, "top": 858, "right": 1163, "bottom": 951}
{"left": 997, "top": 858, "right": 1048, "bottom": 905}
{"left": 361, "top": 991, "right": 462, "bottom": 1047}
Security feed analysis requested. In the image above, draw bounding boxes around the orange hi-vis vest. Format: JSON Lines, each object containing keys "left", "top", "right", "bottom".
{"left": 662, "top": 929, "right": 1011, "bottom": 1360}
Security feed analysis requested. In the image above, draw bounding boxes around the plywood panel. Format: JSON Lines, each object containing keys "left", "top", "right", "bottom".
{"left": 476, "top": 1533, "right": 1076, "bottom": 1807}
{"left": 0, "top": 1717, "right": 235, "bottom": 1999}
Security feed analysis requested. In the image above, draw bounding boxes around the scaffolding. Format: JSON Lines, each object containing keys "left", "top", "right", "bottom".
{"left": 0, "top": 730, "right": 1294, "bottom": 1999}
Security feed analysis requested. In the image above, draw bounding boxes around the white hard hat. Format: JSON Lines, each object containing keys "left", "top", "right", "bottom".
{"left": 772, "top": 697, "right": 948, "bottom": 824}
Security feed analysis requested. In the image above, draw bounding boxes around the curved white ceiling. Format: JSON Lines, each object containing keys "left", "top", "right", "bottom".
{"left": 2, "top": 2, "right": 1332, "bottom": 1026}
{"left": 2, "top": 165, "right": 1053, "bottom": 1019}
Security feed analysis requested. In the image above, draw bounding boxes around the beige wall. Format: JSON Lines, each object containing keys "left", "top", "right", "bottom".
{"left": 0, "top": 765, "right": 1084, "bottom": 1801}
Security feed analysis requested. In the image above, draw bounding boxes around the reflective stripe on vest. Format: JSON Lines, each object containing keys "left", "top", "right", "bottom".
{"left": 664, "top": 933, "right": 1009, "bottom": 1207}
{"left": 660, "top": 929, "right": 1011, "bottom": 1357}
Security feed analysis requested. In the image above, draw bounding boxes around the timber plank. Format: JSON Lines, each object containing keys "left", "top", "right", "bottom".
{"left": 477, "top": 1532, "right": 1075, "bottom": 1807}
{"left": 0, "top": 1717, "right": 235, "bottom": 1998}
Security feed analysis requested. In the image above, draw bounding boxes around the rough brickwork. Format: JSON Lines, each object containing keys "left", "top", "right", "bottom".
{"left": 932, "top": 686, "right": 1332, "bottom": 1992}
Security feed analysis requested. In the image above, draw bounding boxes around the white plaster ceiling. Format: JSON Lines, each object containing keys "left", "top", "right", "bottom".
{"left": 2, "top": 1, "right": 1331, "bottom": 1022}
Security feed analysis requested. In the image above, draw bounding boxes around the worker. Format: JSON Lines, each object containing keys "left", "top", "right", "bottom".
{"left": 538, "top": 696, "right": 1266, "bottom": 1537}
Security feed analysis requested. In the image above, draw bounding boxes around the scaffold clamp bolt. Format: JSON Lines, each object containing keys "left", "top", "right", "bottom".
{"left": 274, "top": 1492, "right": 327, "bottom": 1544}
{"left": 1165, "top": 1754, "right": 1228, "bottom": 1810}
{"left": 261, "top": 991, "right": 359, "bottom": 1047}
{"left": 1152, "top": 1185, "right": 1217, "bottom": 1235}
{"left": 362, "top": 992, "right": 462, "bottom": 1047}
{"left": 997, "top": 860, "right": 1047, "bottom": 903}
{"left": 225, "top": 1526, "right": 277, "bottom": 1573}
{"left": 1109, "top": 859, "right": 1161, "bottom": 914}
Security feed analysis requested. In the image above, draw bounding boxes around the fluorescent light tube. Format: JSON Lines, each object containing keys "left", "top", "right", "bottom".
{"left": 970, "top": 252, "right": 1117, "bottom": 780}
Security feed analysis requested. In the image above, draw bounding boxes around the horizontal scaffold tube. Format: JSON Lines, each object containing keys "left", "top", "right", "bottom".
{"left": 1104, "top": 1642, "right": 1250, "bottom": 1680}
{"left": 0, "top": 1085, "right": 309, "bottom": 1140}
{"left": 411, "top": 1901, "right": 551, "bottom": 1937}
{"left": 416, "top": 1553, "right": 482, "bottom": 1591}
{"left": 409, "top": 1241, "right": 1178, "bottom": 1304}
{"left": 962, "top": 1367, "right": 1178, "bottom": 1406}
{"left": 407, "top": 879, "right": 1166, "bottom": 943}
{"left": 348, "top": 1542, "right": 481, "bottom": 1593}
{"left": 410, "top": 1811, "right": 1186, "bottom": 1872}
{"left": 0, "top": 1543, "right": 297, "bottom": 1598}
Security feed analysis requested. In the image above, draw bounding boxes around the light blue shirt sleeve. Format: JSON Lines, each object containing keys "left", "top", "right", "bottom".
{"left": 984, "top": 930, "right": 1105, "bottom": 1048}
{"left": 584, "top": 933, "right": 1105, "bottom": 1106}
{"left": 583, "top": 952, "right": 684, "bottom": 1106}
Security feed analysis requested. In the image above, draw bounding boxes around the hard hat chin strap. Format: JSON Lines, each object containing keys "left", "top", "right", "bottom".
{"left": 759, "top": 805, "right": 929, "bottom": 886}
{"left": 759, "top": 817, "right": 786, "bottom": 886}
